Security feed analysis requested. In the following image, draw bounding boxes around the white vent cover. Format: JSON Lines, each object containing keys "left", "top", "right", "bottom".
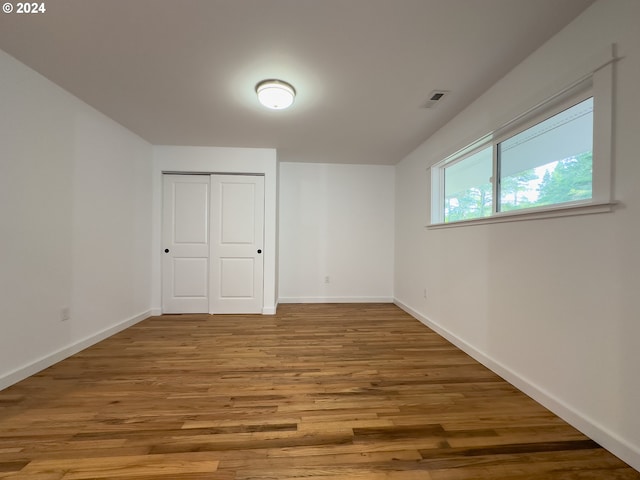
{"left": 423, "top": 90, "right": 449, "bottom": 109}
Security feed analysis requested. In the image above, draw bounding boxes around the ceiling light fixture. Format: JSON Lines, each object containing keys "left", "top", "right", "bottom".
{"left": 255, "top": 79, "right": 296, "bottom": 110}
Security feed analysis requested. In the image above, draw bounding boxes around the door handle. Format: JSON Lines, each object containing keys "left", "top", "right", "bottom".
{"left": 164, "top": 248, "right": 170, "bottom": 253}
{"left": 257, "top": 249, "right": 262, "bottom": 254}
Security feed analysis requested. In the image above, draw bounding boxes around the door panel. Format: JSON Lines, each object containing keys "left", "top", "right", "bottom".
{"left": 211, "top": 175, "right": 264, "bottom": 314}
{"left": 174, "top": 182, "right": 209, "bottom": 244}
{"left": 220, "top": 258, "right": 255, "bottom": 298}
{"left": 221, "top": 182, "right": 256, "bottom": 244}
{"left": 162, "top": 175, "right": 210, "bottom": 313}
{"left": 173, "top": 258, "right": 208, "bottom": 297}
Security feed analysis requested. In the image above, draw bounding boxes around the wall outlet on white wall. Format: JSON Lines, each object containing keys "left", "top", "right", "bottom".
{"left": 324, "top": 276, "right": 330, "bottom": 284}
{"left": 60, "top": 307, "right": 70, "bottom": 322}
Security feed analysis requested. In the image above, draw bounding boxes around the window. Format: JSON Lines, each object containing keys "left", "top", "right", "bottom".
{"left": 497, "top": 96, "right": 593, "bottom": 213}
{"left": 444, "top": 146, "right": 492, "bottom": 222}
{"left": 430, "top": 56, "right": 613, "bottom": 227}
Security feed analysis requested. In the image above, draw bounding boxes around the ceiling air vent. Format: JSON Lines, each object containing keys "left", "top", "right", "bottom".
{"left": 423, "top": 90, "right": 449, "bottom": 109}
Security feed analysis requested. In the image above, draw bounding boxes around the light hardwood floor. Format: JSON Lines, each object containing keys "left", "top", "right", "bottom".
{"left": 1, "top": 303, "right": 638, "bottom": 479}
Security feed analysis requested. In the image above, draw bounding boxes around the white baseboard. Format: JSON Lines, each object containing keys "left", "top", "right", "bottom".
{"left": 0, "top": 310, "right": 151, "bottom": 392}
{"left": 263, "top": 302, "right": 278, "bottom": 315}
{"left": 393, "top": 298, "right": 640, "bottom": 472}
{"left": 152, "top": 306, "right": 279, "bottom": 315}
{"left": 279, "top": 296, "right": 394, "bottom": 304}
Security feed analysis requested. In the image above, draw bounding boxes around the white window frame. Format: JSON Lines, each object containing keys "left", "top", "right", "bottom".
{"left": 429, "top": 53, "right": 616, "bottom": 228}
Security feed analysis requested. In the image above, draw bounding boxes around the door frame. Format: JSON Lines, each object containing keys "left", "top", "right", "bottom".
{"left": 151, "top": 146, "right": 278, "bottom": 316}
{"left": 161, "top": 173, "right": 265, "bottom": 315}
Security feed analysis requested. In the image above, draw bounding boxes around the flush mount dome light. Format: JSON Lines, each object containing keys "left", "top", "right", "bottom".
{"left": 255, "top": 79, "right": 296, "bottom": 110}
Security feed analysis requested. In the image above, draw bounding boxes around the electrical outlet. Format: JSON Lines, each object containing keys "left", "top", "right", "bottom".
{"left": 60, "top": 307, "right": 70, "bottom": 322}
{"left": 324, "top": 276, "right": 330, "bottom": 284}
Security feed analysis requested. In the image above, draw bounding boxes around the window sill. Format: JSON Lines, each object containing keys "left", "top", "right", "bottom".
{"left": 427, "top": 201, "right": 617, "bottom": 229}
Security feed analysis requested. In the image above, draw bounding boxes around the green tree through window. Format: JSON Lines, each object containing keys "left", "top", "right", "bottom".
{"left": 537, "top": 152, "right": 592, "bottom": 205}
{"left": 500, "top": 168, "right": 538, "bottom": 212}
{"left": 445, "top": 182, "right": 492, "bottom": 222}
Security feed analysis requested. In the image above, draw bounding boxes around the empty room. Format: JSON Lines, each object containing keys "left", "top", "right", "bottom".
{"left": 1, "top": 0, "right": 639, "bottom": 478}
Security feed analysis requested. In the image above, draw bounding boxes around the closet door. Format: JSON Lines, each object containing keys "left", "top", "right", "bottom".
{"left": 161, "top": 175, "right": 210, "bottom": 313}
{"left": 210, "top": 175, "right": 264, "bottom": 314}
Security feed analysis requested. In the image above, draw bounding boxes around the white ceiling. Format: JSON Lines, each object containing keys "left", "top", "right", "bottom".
{"left": 0, "top": 0, "right": 595, "bottom": 165}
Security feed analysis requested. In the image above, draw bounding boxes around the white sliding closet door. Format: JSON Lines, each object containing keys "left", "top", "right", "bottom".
{"left": 210, "top": 175, "right": 264, "bottom": 314}
{"left": 161, "top": 174, "right": 264, "bottom": 314}
{"left": 161, "top": 175, "right": 210, "bottom": 313}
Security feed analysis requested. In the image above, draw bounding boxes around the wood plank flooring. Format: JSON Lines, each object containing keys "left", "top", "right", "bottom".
{"left": 1, "top": 303, "right": 638, "bottom": 479}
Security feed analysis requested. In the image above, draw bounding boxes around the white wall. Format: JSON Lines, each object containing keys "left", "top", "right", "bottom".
{"left": 152, "top": 146, "right": 278, "bottom": 314}
{"left": 0, "top": 50, "right": 153, "bottom": 389}
{"left": 394, "top": 0, "right": 640, "bottom": 470}
{"left": 279, "top": 162, "right": 394, "bottom": 302}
